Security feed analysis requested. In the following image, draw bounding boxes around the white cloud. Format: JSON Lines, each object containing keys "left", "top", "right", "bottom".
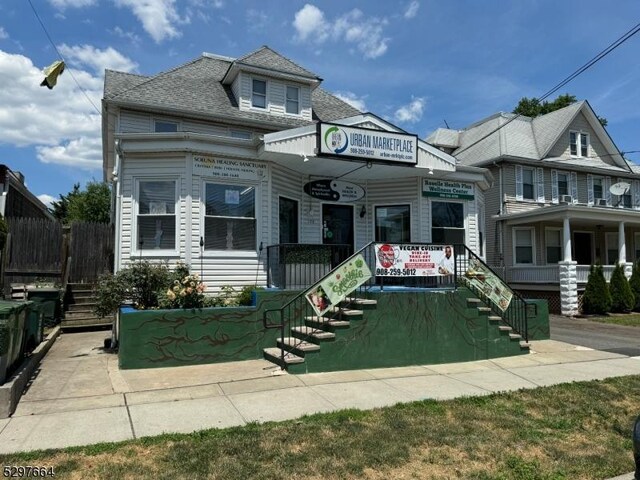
{"left": 293, "top": 4, "right": 328, "bottom": 42}
{"left": 114, "top": 0, "right": 189, "bottom": 43}
{"left": 0, "top": 48, "right": 128, "bottom": 172}
{"left": 110, "top": 26, "right": 142, "bottom": 45}
{"left": 292, "top": 5, "right": 389, "bottom": 59}
{"left": 48, "top": 0, "right": 96, "bottom": 8}
{"left": 394, "top": 97, "right": 425, "bottom": 123}
{"left": 59, "top": 44, "right": 138, "bottom": 75}
{"left": 404, "top": 1, "right": 419, "bottom": 19}
{"left": 334, "top": 91, "right": 367, "bottom": 112}
{"left": 246, "top": 9, "right": 269, "bottom": 32}
{"left": 37, "top": 194, "right": 56, "bottom": 208}
{"left": 0, "top": 27, "right": 8, "bottom": 40}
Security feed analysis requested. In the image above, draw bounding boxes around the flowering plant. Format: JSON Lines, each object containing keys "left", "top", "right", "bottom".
{"left": 160, "top": 263, "right": 208, "bottom": 309}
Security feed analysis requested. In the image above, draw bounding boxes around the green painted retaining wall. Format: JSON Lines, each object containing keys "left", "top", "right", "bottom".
{"left": 118, "top": 290, "right": 297, "bottom": 369}
{"left": 525, "top": 299, "right": 550, "bottom": 341}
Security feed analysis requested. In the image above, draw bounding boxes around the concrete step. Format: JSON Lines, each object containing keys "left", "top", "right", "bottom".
{"left": 477, "top": 307, "right": 492, "bottom": 314}
{"left": 64, "top": 310, "right": 100, "bottom": 320}
{"left": 68, "top": 303, "right": 97, "bottom": 312}
{"left": 326, "top": 306, "right": 363, "bottom": 318}
{"left": 305, "top": 316, "right": 351, "bottom": 329}
{"left": 61, "top": 317, "right": 113, "bottom": 328}
{"left": 509, "top": 333, "right": 522, "bottom": 341}
{"left": 345, "top": 297, "right": 377, "bottom": 306}
{"left": 498, "top": 325, "right": 512, "bottom": 332}
{"left": 68, "top": 295, "right": 96, "bottom": 304}
{"left": 520, "top": 341, "right": 531, "bottom": 351}
{"left": 263, "top": 347, "right": 304, "bottom": 366}
{"left": 291, "top": 326, "right": 335, "bottom": 341}
{"left": 488, "top": 315, "right": 502, "bottom": 323}
{"left": 277, "top": 337, "right": 321, "bottom": 354}
{"left": 467, "top": 298, "right": 482, "bottom": 305}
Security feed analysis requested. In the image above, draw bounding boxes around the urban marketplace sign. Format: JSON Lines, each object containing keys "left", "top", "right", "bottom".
{"left": 318, "top": 123, "right": 418, "bottom": 165}
{"left": 305, "top": 254, "right": 372, "bottom": 317}
{"left": 193, "top": 155, "right": 266, "bottom": 181}
{"left": 374, "top": 244, "right": 455, "bottom": 277}
{"left": 423, "top": 179, "right": 474, "bottom": 200}
{"left": 303, "top": 179, "right": 365, "bottom": 202}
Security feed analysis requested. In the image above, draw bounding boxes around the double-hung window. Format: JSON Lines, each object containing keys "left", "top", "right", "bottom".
{"left": 252, "top": 79, "right": 267, "bottom": 109}
{"left": 136, "top": 180, "right": 176, "bottom": 251}
{"left": 204, "top": 183, "right": 256, "bottom": 251}
{"left": 285, "top": 86, "right": 300, "bottom": 114}
{"left": 593, "top": 177, "right": 604, "bottom": 201}
{"left": 514, "top": 227, "right": 535, "bottom": 265}
{"left": 570, "top": 131, "right": 589, "bottom": 157}
{"left": 545, "top": 228, "right": 562, "bottom": 264}
{"left": 557, "top": 172, "right": 569, "bottom": 197}
{"left": 375, "top": 205, "right": 410, "bottom": 242}
{"left": 522, "top": 168, "right": 535, "bottom": 200}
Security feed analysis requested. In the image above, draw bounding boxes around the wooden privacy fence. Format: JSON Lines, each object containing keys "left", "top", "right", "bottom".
{"left": 1, "top": 218, "right": 114, "bottom": 294}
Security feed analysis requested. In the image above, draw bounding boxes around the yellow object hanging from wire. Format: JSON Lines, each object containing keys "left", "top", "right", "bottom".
{"left": 40, "top": 60, "right": 65, "bottom": 89}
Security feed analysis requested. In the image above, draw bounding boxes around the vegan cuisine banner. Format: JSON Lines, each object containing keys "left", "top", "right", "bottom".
{"left": 463, "top": 258, "right": 513, "bottom": 312}
{"left": 305, "top": 254, "right": 372, "bottom": 317}
{"left": 374, "top": 244, "right": 455, "bottom": 277}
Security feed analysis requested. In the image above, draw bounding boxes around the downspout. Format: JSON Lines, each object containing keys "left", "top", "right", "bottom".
{"left": 493, "top": 161, "right": 504, "bottom": 270}
{"left": 113, "top": 140, "right": 123, "bottom": 273}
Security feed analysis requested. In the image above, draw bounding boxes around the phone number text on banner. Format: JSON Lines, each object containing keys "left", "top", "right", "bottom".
{"left": 374, "top": 244, "right": 455, "bottom": 277}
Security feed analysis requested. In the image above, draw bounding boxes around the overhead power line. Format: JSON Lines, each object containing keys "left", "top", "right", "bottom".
{"left": 455, "top": 22, "right": 640, "bottom": 157}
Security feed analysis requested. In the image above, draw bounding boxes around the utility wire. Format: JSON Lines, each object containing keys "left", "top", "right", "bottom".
{"left": 27, "top": 0, "right": 102, "bottom": 116}
{"left": 455, "top": 22, "right": 640, "bottom": 157}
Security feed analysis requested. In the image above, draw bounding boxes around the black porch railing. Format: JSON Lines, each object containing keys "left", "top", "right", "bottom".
{"left": 266, "top": 243, "right": 352, "bottom": 289}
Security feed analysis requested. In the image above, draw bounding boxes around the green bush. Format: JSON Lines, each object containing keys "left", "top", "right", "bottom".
{"left": 582, "top": 264, "right": 611, "bottom": 315}
{"left": 158, "top": 262, "right": 208, "bottom": 310}
{"left": 609, "top": 263, "right": 634, "bottom": 313}
{"left": 236, "top": 285, "right": 264, "bottom": 306}
{"left": 629, "top": 260, "right": 640, "bottom": 311}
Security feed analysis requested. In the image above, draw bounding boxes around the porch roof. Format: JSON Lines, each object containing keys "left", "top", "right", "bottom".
{"left": 494, "top": 203, "right": 640, "bottom": 227}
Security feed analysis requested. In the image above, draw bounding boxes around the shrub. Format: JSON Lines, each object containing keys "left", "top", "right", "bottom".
{"left": 94, "top": 260, "right": 171, "bottom": 317}
{"left": 159, "top": 263, "right": 207, "bottom": 310}
{"left": 629, "top": 260, "right": 640, "bottom": 311}
{"left": 582, "top": 264, "right": 611, "bottom": 315}
{"left": 236, "top": 285, "right": 265, "bottom": 306}
{"left": 609, "top": 263, "right": 634, "bottom": 313}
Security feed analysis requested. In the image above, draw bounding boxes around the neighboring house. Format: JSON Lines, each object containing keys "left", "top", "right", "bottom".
{"left": 102, "top": 46, "right": 491, "bottom": 292}
{"left": 427, "top": 100, "right": 639, "bottom": 315}
{"left": 0, "top": 165, "right": 53, "bottom": 220}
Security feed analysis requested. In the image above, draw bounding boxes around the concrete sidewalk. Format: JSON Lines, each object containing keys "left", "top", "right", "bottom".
{"left": 1, "top": 331, "right": 640, "bottom": 459}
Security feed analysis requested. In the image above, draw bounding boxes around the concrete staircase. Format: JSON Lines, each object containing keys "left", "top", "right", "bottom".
{"left": 61, "top": 283, "right": 113, "bottom": 329}
{"left": 466, "top": 297, "right": 531, "bottom": 352}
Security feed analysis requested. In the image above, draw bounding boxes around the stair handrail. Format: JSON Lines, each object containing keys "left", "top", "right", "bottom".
{"left": 454, "top": 243, "right": 534, "bottom": 342}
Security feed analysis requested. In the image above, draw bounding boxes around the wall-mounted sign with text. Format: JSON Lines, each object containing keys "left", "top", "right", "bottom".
{"left": 318, "top": 123, "right": 418, "bottom": 165}
{"left": 423, "top": 179, "right": 474, "bottom": 200}
{"left": 303, "top": 179, "right": 365, "bottom": 202}
{"left": 193, "top": 155, "right": 266, "bottom": 181}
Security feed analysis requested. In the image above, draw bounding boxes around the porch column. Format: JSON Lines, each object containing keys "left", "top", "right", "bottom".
{"left": 618, "top": 221, "right": 626, "bottom": 265}
{"left": 563, "top": 217, "right": 572, "bottom": 262}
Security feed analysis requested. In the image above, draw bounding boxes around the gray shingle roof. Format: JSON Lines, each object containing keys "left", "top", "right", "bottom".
{"left": 234, "top": 46, "right": 320, "bottom": 80}
{"left": 531, "top": 101, "right": 583, "bottom": 157}
{"left": 542, "top": 157, "right": 629, "bottom": 173}
{"left": 104, "top": 49, "right": 359, "bottom": 130}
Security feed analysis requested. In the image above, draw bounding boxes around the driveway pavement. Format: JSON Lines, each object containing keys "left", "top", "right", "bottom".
{"left": 1, "top": 329, "right": 640, "bottom": 479}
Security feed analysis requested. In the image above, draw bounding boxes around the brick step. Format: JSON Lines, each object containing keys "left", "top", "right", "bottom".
{"left": 263, "top": 347, "right": 304, "bottom": 366}
{"left": 277, "top": 337, "right": 320, "bottom": 354}
{"left": 305, "top": 316, "right": 351, "bottom": 329}
{"left": 291, "top": 326, "right": 335, "bottom": 341}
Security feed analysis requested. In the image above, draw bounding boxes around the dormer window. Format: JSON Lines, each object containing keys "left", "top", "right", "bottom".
{"left": 570, "top": 131, "right": 589, "bottom": 157}
{"left": 286, "top": 86, "right": 300, "bottom": 114}
{"left": 252, "top": 79, "right": 267, "bottom": 109}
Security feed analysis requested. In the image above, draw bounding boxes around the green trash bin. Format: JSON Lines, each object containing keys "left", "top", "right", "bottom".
{"left": 24, "top": 301, "right": 44, "bottom": 353}
{"left": 27, "top": 288, "right": 61, "bottom": 327}
{"left": 0, "top": 301, "right": 28, "bottom": 384}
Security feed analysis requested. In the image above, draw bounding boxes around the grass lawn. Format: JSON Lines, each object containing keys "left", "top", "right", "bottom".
{"left": 585, "top": 313, "right": 640, "bottom": 327}
{"left": 1, "top": 376, "right": 639, "bottom": 479}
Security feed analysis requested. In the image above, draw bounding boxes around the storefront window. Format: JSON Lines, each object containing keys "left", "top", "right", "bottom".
{"left": 205, "top": 183, "right": 256, "bottom": 250}
{"left": 137, "top": 180, "right": 176, "bottom": 250}
{"left": 375, "top": 205, "right": 410, "bottom": 242}
{"left": 431, "top": 202, "right": 464, "bottom": 244}
{"left": 279, "top": 197, "right": 298, "bottom": 244}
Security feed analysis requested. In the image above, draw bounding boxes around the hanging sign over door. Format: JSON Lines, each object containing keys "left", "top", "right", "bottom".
{"left": 303, "top": 180, "right": 365, "bottom": 202}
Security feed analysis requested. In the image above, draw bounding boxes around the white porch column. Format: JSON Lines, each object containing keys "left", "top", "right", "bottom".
{"left": 563, "top": 217, "right": 572, "bottom": 262}
{"left": 618, "top": 221, "right": 626, "bottom": 265}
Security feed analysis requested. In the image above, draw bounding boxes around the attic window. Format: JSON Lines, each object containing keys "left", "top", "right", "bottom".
{"left": 286, "top": 86, "right": 299, "bottom": 114}
{"left": 155, "top": 120, "right": 178, "bottom": 133}
{"left": 570, "top": 131, "right": 589, "bottom": 157}
{"left": 252, "top": 79, "right": 266, "bottom": 109}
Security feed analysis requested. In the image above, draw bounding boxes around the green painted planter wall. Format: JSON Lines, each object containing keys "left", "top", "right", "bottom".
{"left": 118, "top": 290, "right": 298, "bottom": 369}
{"left": 118, "top": 287, "right": 550, "bottom": 372}
{"left": 525, "top": 299, "right": 550, "bottom": 341}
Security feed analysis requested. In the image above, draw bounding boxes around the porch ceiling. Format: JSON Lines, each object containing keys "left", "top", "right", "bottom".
{"left": 494, "top": 204, "right": 640, "bottom": 227}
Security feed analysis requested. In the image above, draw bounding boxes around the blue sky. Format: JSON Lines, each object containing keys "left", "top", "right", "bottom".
{"left": 0, "top": 0, "right": 639, "bottom": 207}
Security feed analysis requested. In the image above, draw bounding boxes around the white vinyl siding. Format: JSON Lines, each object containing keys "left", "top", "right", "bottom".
{"left": 238, "top": 72, "right": 312, "bottom": 120}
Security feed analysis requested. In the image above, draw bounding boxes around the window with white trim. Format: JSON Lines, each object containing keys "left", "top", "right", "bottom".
{"left": 522, "top": 167, "right": 535, "bottom": 200}
{"left": 593, "top": 177, "right": 604, "bottom": 201}
{"left": 545, "top": 228, "right": 562, "bottom": 264}
{"left": 154, "top": 120, "right": 178, "bottom": 133}
{"left": 570, "top": 131, "right": 589, "bottom": 157}
{"left": 375, "top": 205, "right": 410, "bottom": 242}
{"left": 285, "top": 86, "right": 300, "bottom": 115}
{"left": 251, "top": 79, "right": 267, "bottom": 109}
{"left": 204, "top": 183, "right": 256, "bottom": 250}
{"left": 513, "top": 227, "right": 535, "bottom": 265}
{"left": 136, "top": 180, "right": 177, "bottom": 250}
{"left": 557, "top": 172, "right": 569, "bottom": 197}
{"left": 605, "top": 232, "right": 618, "bottom": 264}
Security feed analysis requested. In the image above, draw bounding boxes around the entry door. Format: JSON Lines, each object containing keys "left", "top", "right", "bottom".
{"left": 322, "top": 204, "right": 354, "bottom": 247}
{"left": 573, "top": 232, "right": 592, "bottom": 265}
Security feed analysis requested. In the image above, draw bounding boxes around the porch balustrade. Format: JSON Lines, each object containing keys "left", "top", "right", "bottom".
{"left": 576, "top": 265, "right": 615, "bottom": 283}
{"left": 507, "top": 264, "right": 616, "bottom": 284}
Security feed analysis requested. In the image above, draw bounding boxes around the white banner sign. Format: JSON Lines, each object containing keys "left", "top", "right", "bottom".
{"left": 374, "top": 244, "right": 455, "bottom": 277}
{"left": 193, "top": 156, "right": 265, "bottom": 181}
{"left": 319, "top": 123, "right": 417, "bottom": 164}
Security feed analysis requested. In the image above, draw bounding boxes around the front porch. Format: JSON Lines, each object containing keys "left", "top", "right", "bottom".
{"left": 508, "top": 264, "right": 619, "bottom": 284}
